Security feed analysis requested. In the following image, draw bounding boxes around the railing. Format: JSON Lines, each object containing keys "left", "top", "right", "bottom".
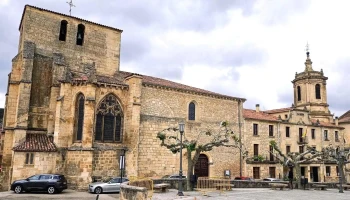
{"left": 297, "top": 137, "right": 308, "bottom": 144}
{"left": 197, "top": 177, "right": 232, "bottom": 196}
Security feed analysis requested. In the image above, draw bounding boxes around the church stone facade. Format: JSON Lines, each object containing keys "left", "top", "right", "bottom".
{"left": 1, "top": 4, "right": 350, "bottom": 191}
{"left": 0, "top": 5, "right": 245, "bottom": 190}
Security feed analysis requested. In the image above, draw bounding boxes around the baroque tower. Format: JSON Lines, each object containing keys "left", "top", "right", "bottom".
{"left": 291, "top": 48, "right": 333, "bottom": 122}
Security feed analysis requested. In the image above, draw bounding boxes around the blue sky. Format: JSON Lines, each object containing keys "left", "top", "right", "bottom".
{"left": 0, "top": 0, "right": 349, "bottom": 117}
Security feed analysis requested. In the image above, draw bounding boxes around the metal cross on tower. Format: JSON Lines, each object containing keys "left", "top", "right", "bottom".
{"left": 66, "top": 0, "right": 76, "bottom": 16}
{"left": 305, "top": 42, "right": 310, "bottom": 53}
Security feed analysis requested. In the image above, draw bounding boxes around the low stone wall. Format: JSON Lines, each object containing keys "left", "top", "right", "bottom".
{"left": 232, "top": 180, "right": 342, "bottom": 189}
{"left": 120, "top": 183, "right": 148, "bottom": 200}
{"left": 153, "top": 178, "right": 188, "bottom": 190}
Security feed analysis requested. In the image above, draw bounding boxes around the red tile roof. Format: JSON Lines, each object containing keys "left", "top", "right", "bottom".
{"left": 310, "top": 119, "right": 344, "bottom": 129}
{"left": 13, "top": 134, "right": 57, "bottom": 152}
{"left": 339, "top": 110, "right": 350, "bottom": 123}
{"left": 264, "top": 107, "right": 292, "bottom": 114}
{"left": 98, "top": 71, "right": 245, "bottom": 101}
{"left": 243, "top": 109, "right": 279, "bottom": 122}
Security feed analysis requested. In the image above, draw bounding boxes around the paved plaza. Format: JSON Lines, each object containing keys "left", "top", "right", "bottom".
{"left": 152, "top": 188, "right": 350, "bottom": 200}
{"left": 0, "top": 188, "right": 349, "bottom": 200}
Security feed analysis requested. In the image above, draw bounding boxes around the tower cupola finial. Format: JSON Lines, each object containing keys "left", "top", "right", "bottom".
{"left": 305, "top": 42, "right": 310, "bottom": 58}
{"left": 304, "top": 42, "right": 313, "bottom": 71}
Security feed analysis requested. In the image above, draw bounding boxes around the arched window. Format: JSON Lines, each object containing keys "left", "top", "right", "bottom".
{"left": 297, "top": 86, "right": 301, "bottom": 101}
{"left": 95, "top": 94, "right": 123, "bottom": 142}
{"left": 76, "top": 24, "right": 85, "bottom": 46}
{"left": 315, "top": 84, "right": 321, "bottom": 99}
{"left": 74, "top": 93, "right": 85, "bottom": 142}
{"left": 59, "top": 20, "right": 68, "bottom": 41}
{"left": 188, "top": 102, "right": 196, "bottom": 120}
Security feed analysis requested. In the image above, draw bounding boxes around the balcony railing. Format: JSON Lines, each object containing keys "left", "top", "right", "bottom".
{"left": 297, "top": 137, "right": 308, "bottom": 144}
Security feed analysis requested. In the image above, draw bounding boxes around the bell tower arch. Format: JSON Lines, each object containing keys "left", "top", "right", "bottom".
{"left": 291, "top": 47, "right": 333, "bottom": 122}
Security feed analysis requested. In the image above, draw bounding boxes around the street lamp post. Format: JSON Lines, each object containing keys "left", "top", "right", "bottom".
{"left": 177, "top": 122, "right": 185, "bottom": 196}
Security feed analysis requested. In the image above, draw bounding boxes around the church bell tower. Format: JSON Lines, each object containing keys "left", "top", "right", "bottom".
{"left": 291, "top": 44, "right": 333, "bottom": 122}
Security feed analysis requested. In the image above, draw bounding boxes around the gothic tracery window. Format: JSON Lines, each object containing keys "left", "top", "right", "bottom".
{"left": 188, "top": 102, "right": 196, "bottom": 120}
{"left": 95, "top": 94, "right": 123, "bottom": 142}
{"left": 74, "top": 93, "right": 85, "bottom": 142}
{"left": 315, "top": 84, "right": 321, "bottom": 99}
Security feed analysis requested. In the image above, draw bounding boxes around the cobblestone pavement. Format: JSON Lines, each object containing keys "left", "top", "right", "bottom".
{"left": 1, "top": 188, "right": 349, "bottom": 200}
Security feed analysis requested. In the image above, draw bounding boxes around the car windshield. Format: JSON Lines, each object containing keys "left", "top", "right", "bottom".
{"left": 103, "top": 177, "right": 113, "bottom": 183}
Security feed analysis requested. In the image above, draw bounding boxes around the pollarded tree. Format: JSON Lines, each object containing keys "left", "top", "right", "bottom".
{"left": 157, "top": 121, "right": 247, "bottom": 191}
{"left": 319, "top": 145, "right": 350, "bottom": 184}
{"left": 270, "top": 140, "right": 327, "bottom": 189}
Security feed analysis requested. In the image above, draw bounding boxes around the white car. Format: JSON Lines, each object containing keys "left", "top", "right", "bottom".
{"left": 263, "top": 178, "right": 281, "bottom": 181}
{"left": 162, "top": 174, "right": 187, "bottom": 179}
{"left": 88, "top": 177, "right": 129, "bottom": 194}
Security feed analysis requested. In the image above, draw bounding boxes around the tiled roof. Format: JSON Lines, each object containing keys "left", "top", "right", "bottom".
{"left": 243, "top": 109, "right": 279, "bottom": 121}
{"left": 264, "top": 107, "right": 292, "bottom": 114}
{"left": 339, "top": 110, "right": 350, "bottom": 123}
{"left": 13, "top": 134, "right": 57, "bottom": 152}
{"left": 310, "top": 119, "right": 344, "bottom": 129}
{"left": 93, "top": 71, "right": 245, "bottom": 100}
{"left": 20, "top": 5, "right": 123, "bottom": 32}
{"left": 95, "top": 74, "right": 128, "bottom": 86}
{"left": 117, "top": 71, "right": 245, "bottom": 101}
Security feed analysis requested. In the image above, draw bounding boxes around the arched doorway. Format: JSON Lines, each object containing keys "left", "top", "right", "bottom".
{"left": 194, "top": 154, "right": 209, "bottom": 177}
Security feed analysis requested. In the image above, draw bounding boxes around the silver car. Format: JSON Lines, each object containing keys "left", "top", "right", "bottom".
{"left": 88, "top": 177, "right": 129, "bottom": 194}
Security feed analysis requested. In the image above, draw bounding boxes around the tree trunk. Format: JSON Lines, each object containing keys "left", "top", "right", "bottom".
{"left": 186, "top": 149, "right": 201, "bottom": 191}
{"left": 186, "top": 150, "right": 193, "bottom": 191}
{"left": 295, "top": 163, "right": 301, "bottom": 189}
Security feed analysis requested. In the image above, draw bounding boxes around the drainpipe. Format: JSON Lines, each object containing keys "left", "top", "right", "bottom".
{"left": 238, "top": 99, "right": 243, "bottom": 177}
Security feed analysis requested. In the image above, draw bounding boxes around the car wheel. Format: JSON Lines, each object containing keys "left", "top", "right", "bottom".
{"left": 94, "top": 187, "right": 103, "bottom": 194}
{"left": 47, "top": 186, "right": 56, "bottom": 194}
{"left": 14, "top": 185, "right": 22, "bottom": 194}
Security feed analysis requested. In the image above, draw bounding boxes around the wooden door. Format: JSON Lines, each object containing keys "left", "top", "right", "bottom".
{"left": 194, "top": 154, "right": 209, "bottom": 177}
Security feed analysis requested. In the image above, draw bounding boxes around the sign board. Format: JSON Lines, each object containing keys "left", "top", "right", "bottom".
{"left": 119, "top": 155, "right": 125, "bottom": 170}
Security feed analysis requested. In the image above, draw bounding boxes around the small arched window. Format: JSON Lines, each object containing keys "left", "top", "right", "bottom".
{"left": 297, "top": 86, "right": 301, "bottom": 101}
{"left": 95, "top": 94, "right": 123, "bottom": 142}
{"left": 59, "top": 20, "right": 68, "bottom": 41}
{"left": 76, "top": 24, "right": 85, "bottom": 46}
{"left": 188, "top": 102, "right": 196, "bottom": 120}
{"left": 315, "top": 84, "right": 321, "bottom": 99}
{"left": 74, "top": 93, "right": 85, "bottom": 142}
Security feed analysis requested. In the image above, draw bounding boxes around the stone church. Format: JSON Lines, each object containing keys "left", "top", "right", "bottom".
{"left": 1, "top": 4, "right": 350, "bottom": 191}
{"left": 0, "top": 5, "right": 245, "bottom": 190}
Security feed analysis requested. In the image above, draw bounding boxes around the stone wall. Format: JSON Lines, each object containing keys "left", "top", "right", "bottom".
{"left": 137, "top": 86, "right": 242, "bottom": 179}
{"left": 11, "top": 151, "right": 58, "bottom": 182}
{"left": 65, "top": 150, "right": 93, "bottom": 190}
{"left": 21, "top": 6, "right": 122, "bottom": 76}
{"left": 243, "top": 118, "right": 284, "bottom": 179}
{"left": 120, "top": 183, "right": 148, "bottom": 200}
{"left": 92, "top": 150, "right": 119, "bottom": 177}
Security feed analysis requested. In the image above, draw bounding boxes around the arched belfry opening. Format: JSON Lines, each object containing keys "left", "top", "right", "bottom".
{"left": 315, "top": 84, "right": 321, "bottom": 99}
{"left": 194, "top": 154, "right": 209, "bottom": 178}
{"left": 297, "top": 86, "right": 301, "bottom": 101}
{"left": 59, "top": 20, "right": 68, "bottom": 41}
{"left": 76, "top": 24, "right": 85, "bottom": 45}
